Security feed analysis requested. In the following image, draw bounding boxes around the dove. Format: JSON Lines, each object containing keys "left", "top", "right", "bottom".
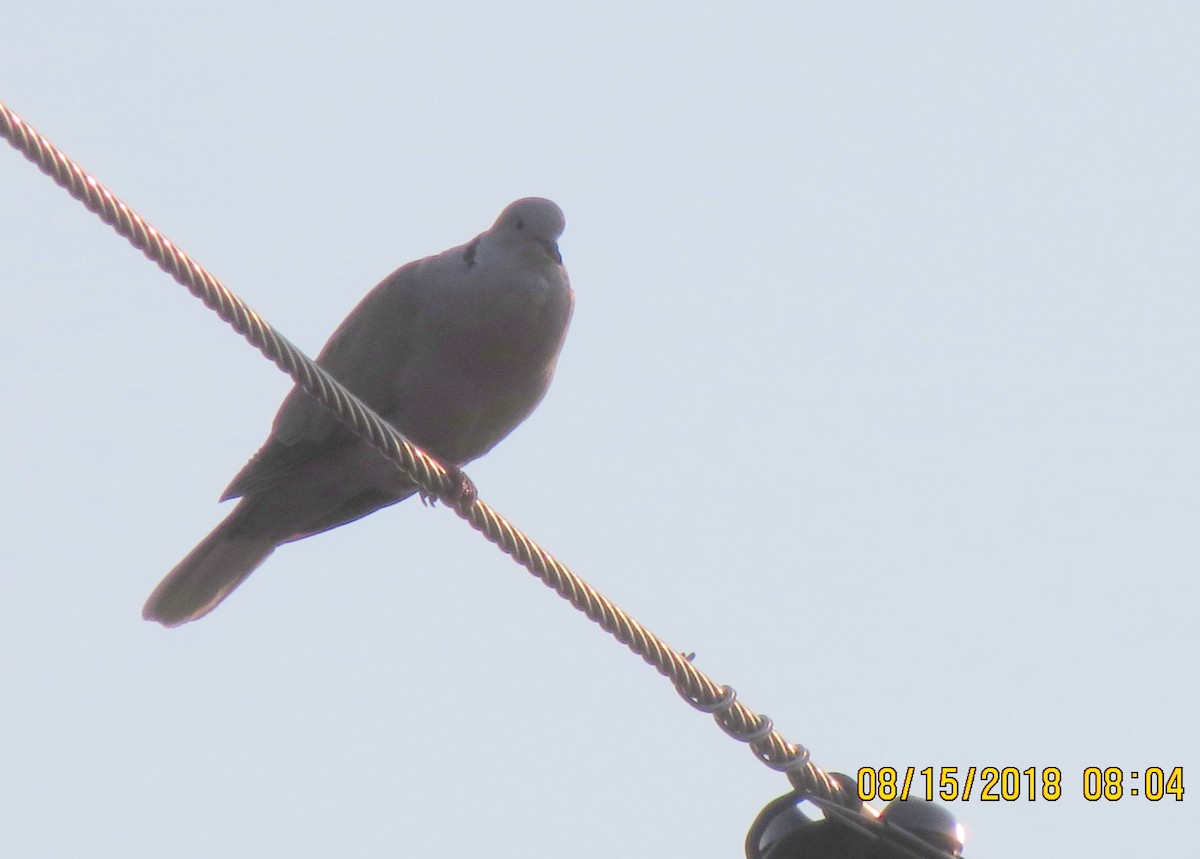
{"left": 143, "top": 197, "right": 574, "bottom": 627}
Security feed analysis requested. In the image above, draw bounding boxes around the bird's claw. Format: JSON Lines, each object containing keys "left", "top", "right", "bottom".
{"left": 419, "top": 463, "right": 478, "bottom": 511}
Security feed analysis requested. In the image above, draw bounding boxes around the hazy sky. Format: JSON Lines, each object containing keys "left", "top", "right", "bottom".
{"left": 2, "top": 4, "right": 1196, "bottom": 857}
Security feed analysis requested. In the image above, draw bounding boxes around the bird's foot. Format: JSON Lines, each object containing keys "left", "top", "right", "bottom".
{"left": 419, "top": 463, "right": 478, "bottom": 512}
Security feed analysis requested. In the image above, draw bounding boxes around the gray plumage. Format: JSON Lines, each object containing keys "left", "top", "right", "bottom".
{"left": 143, "top": 198, "right": 574, "bottom": 627}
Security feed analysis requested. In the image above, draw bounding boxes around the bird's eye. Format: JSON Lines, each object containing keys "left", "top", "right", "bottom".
{"left": 515, "top": 217, "right": 525, "bottom": 231}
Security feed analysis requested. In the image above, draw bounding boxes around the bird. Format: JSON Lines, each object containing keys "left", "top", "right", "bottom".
{"left": 143, "top": 197, "right": 574, "bottom": 627}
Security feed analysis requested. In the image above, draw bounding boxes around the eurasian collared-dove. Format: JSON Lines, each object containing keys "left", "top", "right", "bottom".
{"left": 143, "top": 198, "right": 573, "bottom": 627}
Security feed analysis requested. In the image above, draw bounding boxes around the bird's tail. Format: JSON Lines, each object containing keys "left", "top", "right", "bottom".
{"left": 142, "top": 507, "right": 277, "bottom": 628}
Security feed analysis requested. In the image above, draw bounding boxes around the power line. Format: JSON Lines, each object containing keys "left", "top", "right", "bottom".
{"left": 0, "top": 97, "right": 842, "bottom": 800}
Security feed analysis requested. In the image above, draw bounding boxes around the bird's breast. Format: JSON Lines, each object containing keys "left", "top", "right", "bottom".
{"left": 440, "top": 269, "right": 572, "bottom": 381}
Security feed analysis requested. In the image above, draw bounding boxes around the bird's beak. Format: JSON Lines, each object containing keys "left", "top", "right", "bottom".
{"left": 537, "top": 239, "right": 563, "bottom": 265}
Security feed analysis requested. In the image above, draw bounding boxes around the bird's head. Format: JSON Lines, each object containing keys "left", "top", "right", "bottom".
{"left": 484, "top": 197, "right": 566, "bottom": 266}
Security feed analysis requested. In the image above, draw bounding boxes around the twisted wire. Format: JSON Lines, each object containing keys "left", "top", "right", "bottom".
{"left": 1, "top": 98, "right": 845, "bottom": 800}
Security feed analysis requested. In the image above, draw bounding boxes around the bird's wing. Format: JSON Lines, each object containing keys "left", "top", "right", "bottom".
{"left": 220, "top": 247, "right": 469, "bottom": 501}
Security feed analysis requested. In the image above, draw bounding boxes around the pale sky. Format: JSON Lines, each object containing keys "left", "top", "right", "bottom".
{"left": 2, "top": 4, "right": 1196, "bottom": 857}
